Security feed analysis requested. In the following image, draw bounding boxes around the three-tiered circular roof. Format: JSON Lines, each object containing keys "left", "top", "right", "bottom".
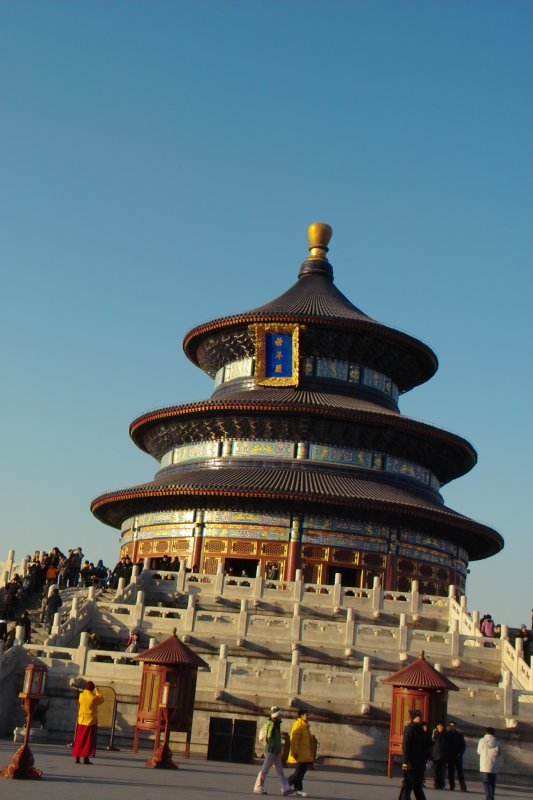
{"left": 91, "top": 223, "right": 503, "bottom": 562}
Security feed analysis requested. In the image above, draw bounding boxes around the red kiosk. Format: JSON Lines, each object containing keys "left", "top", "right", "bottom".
{"left": 132, "top": 630, "right": 208, "bottom": 767}
{"left": 382, "top": 651, "right": 458, "bottom": 777}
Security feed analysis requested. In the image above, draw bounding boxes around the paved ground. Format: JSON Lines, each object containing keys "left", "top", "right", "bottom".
{"left": 0, "top": 742, "right": 532, "bottom": 800}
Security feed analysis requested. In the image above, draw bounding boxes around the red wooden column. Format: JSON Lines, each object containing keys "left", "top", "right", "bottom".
{"left": 286, "top": 513, "right": 303, "bottom": 581}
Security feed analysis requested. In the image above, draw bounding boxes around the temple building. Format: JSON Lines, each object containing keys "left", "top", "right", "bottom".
{"left": 91, "top": 223, "right": 502, "bottom": 596}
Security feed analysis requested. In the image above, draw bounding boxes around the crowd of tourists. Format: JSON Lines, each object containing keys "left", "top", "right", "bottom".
{"left": 0, "top": 548, "right": 146, "bottom": 650}
{"left": 400, "top": 709, "right": 502, "bottom": 800}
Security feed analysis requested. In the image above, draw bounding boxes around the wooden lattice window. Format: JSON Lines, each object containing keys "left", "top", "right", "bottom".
{"left": 203, "top": 557, "right": 219, "bottom": 575}
{"left": 204, "top": 539, "right": 226, "bottom": 552}
{"left": 231, "top": 540, "right": 256, "bottom": 554}
{"left": 171, "top": 539, "right": 191, "bottom": 553}
{"left": 362, "top": 553, "right": 385, "bottom": 567}
{"left": 261, "top": 542, "right": 287, "bottom": 556}
{"left": 418, "top": 563, "right": 434, "bottom": 578}
{"left": 397, "top": 576, "right": 411, "bottom": 592}
{"left": 155, "top": 540, "right": 169, "bottom": 553}
{"left": 139, "top": 542, "right": 153, "bottom": 555}
{"left": 398, "top": 559, "right": 415, "bottom": 574}
{"left": 332, "top": 549, "right": 356, "bottom": 563}
{"left": 302, "top": 562, "right": 320, "bottom": 583}
{"left": 303, "top": 545, "right": 327, "bottom": 560}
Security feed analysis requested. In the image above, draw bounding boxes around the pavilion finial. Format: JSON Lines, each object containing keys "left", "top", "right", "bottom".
{"left": 307, "top": 222, "right": 332, "bottom": 260}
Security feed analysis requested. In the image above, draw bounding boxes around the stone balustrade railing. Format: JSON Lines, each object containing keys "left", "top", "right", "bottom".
{"left": 449, "top": 595, "right": 533, "bottom": 692}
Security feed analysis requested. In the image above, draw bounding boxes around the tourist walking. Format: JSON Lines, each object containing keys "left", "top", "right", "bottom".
{"left": 287, "top": 710, "right": 315, "bottom": 797}
{"left": 72, "top": 681, "right": 105, "bottom": 764}
{"left": 400, "top": 709, "right": 427, "bottom": 800}
{"left": 431, "top": 721, "right": 447, "bottom": 789}
{"left": 477, "top": 726, "right": 500, "bottom": 800}
{"left": 446, "top": 721, "right": 467, "bottom": 792}
{"left": 480, "top": 614, "right": 494, "bottom": 638}
{"left": 253, "top": 706, "right": 292, "bottom": 796}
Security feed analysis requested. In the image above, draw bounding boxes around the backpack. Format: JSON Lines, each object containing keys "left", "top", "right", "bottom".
{"left": 258, "top": 723, "right": 268, "bottom": 743}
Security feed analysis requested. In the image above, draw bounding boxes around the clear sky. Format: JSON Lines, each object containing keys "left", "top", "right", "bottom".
{"left": 1, "top": 1, "right": 531, "bottom": 626}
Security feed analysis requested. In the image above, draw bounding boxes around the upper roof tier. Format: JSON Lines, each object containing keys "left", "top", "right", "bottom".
{"left": 183, "top": 223, "right": 438, "bottom": 392}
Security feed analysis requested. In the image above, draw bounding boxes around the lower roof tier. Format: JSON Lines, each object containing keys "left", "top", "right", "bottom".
{"left": 91, "top": 462, "right": 502, "bottom": 560}
{"left": 129, "top": 389, "right": 477, "bottom": 485}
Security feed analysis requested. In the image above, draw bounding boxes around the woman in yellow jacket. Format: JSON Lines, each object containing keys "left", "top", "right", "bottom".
{"left": 72, "top": 681, "right": 105, "bottom": 764}
{"left": 287, "top": 710, "right": 314, "bottom": 798}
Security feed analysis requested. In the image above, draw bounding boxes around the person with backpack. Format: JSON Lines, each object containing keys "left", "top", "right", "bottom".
{"left": 253, "top": 706, "right": 292, "bottom": 796}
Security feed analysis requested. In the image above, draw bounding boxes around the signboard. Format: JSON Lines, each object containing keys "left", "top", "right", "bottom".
{"left": 254, "top": 324, "right": 300, "bottom": 387}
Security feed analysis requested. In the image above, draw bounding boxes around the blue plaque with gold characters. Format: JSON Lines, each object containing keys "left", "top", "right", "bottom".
{"left": 253, "top": 323, "right": 300, "bottom": 386}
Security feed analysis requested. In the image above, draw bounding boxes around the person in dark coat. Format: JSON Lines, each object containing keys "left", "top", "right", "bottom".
{"left": 518, "top": 625, "right": 531, "bottom": 663}
{"left": 446, "top": 721, "right": 467, "bottom": 791}
{"left": 46, "top": 586, "right": 63, "bottom": 633}
{"left": 432, "top": 721, "right": 447, "bottom": 789}
{"left": 19, "top": 610, "right": 32, "bottom": 643}
{"left": 401, "top": 709, "right": 427, "bottom": 800}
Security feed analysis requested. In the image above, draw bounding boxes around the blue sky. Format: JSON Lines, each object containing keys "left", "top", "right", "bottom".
{"left": 1, "top": 1, "right": 531, "bottom": 626}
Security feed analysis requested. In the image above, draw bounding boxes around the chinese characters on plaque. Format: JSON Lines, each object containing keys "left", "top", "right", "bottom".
{"left": 253, "top": 324, "right": 300, "bottom": 386}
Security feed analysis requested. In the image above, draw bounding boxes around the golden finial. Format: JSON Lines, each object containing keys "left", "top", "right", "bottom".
{"left": 307, "top": 222, "right": 332, "bottom": 260}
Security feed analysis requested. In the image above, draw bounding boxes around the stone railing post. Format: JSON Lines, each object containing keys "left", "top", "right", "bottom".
{"left": 215, "top": 643, "right": 228, "bottom": 699}
{"left": 214, "top": 561, "right": 225, "bottom": 597}
{"left": 410, "top": 580, "right": 420, "bottom": 616}
{"left": 360, "top": 656, "right": 372, "bottom": 712}
{"left": 1, "top": 570, "right": 10, "bottom": 589}
{"left": 345, "top": 607, "right": 355, "bottom": 655}
{"left": 76, "top": 631, "right": 90, "bottom": 673}
{"left": 293, "top": 570, "right": 304, "bottom": 602}
{"left": 115, "top": 577, "right": 125, "bottom": 599}
{"left": 289, "top": 646, "right": 301, "bottom": 698}
{"left": 514, "top": 638, "right": 524, "bottom": 675}
{"left": 70, "top": 597, "right": 79, "bottom": 620}
{"left": 176, "top": 563, "right": 187, "bottom": 593}
{"left": 332, "top": 573, "right": 342, "bottom": 610}
{"left": 184, "top": 594, "right": 196, "bottom": 634}
{"left": 449, "top": 618, "right": 460, "bottom": 657}
{"left": 3, "top": 550, "right": 15, "bottom": 585}
{"left": 448, "top": 584, "right": 456, "bottom": 600}
{"left": 237, "top": 598, "right": 248, "bottom": 643}
{"left": 501, "top": 670, "right": 513, "bottom": 717}
{"left": 253, "top": 565, "right": 264, "bottom": 604}
{"left": 371, "top": 576, "right": 382, "bottom": 617}
{"left": 472, "top": 611, "right": 481, "bottom": 640}
{"left": 51, "top": 611, "right": 62, "bottom": 639}
{"left": 291, "top": 602, "right": 301, "bottom": 646}
{"left": 398, "top": 613, "right": 408, "bottom": 651}
{"left": 133, "top": 590, "right": 145, "bottom": 627}
{"left": 20, "top": 557, "right": 29, "bottom": 577}
{"left": 130, "top": 565, "right": 139, "bottom": 585}
{"left": 500, "top": 624, "right": 509, "bottom": 641}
